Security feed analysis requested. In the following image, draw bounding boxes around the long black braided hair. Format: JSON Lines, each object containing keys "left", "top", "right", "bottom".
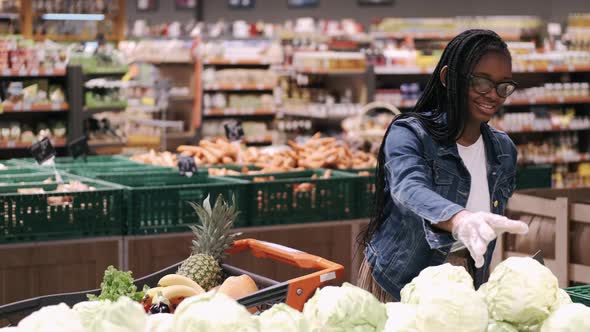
{"left": 359, "top": 29, "right": 512, "bottom": 248}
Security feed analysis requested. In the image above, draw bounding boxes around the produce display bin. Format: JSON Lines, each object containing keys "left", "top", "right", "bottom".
{"left": 102, "top": 171, "right": 249, "bottom": 234}
{"left": 341, "top": 168, "right": 376, "bottom": 218}
{"left": 0, "top": 174, "right": 125, "bottom": 243}
{"left": 14, "top": 155, "right": 135, "bottom": 166}
{"left": 516, "top": 165, "right": 553, "bottom": 189}
{"left": 61, "top": 163, "right": 174, "bottom": 181}
{"left": 566, "top": 285, "right": 590, "bottom": 306}
{"left": 235, "top": 169, "right": 357, "bottom": 226}
{"left": 0, "top": 238, "right": 345, "bottom": 326}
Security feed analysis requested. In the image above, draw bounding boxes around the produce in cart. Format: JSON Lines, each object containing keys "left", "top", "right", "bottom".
{"left": 176, "top": 194, "right": 242, "bottom": 291}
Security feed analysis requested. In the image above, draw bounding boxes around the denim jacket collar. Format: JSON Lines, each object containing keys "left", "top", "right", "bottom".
{"left": 435, "top": 120, "right": 507, "bottom": 166}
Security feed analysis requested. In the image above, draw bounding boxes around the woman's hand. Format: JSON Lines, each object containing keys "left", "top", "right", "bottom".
{"left": 450, "top": 210, "right": 529, "bottom": 268}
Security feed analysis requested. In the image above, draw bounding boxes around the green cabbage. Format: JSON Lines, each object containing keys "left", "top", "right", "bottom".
{"left": 540, "top": 303, "right": 590, "bottom": 332}
{"left": 487, "top": 320, "right": 518, "bottom": 332}
{"left": 173, "top": 292, "right": 259, "bottom": 331}
{"left": 416, "top": 283, "right": 488, "bottom": 332}
{"left": 384, "top": 302, "right": 420, "bottom": 332}
{"left": 480, "top": 257, "right": 558, "bottom": 327}
{"left": 303, "top": 282, "right": 387, "bottom": 332}
{"left": 72, "top": 296, "right": 147, "bottom": 332}
{"left": 550, "top": 289, "right": 573, "bottom": 312}
{"left": 18, "top": 303, "right": 85, "bottom": 332}
{"left": 400, "top": 263, "right": 474, "bottom": 304}
{"left": 256, "top": 303, "right": 310, "bottom": 332}
{"left": 144, "top": 313, "right": 174, "bottom": 332}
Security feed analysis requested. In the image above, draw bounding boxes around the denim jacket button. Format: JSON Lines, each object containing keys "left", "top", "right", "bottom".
{"left": 494, "top": 200, "right": 499, "bottom": 207}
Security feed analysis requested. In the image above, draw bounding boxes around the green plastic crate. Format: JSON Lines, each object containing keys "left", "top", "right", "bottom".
{"left": 63, "top": 163, "right": 173, "bottom": 180}
{"left": 341, "top": 168, "right": 376, "bottom": 218}
{"left": 0, "top": 174, "right": 125, "bottom": 243}
{"left": 13, "top": 156, "right": 136, "bottom": 167}
{"left": 235, "top": 169, "right": 358, "bottom": 226}
{"left": 102, "top": 171, "right": 249, "bottom": 235}
{"left": 566, "top": 285, "right": 590, "bottom": 307}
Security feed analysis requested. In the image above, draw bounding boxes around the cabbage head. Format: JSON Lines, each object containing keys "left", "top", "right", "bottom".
{"left": 73, "top": 296, "right": 147, "bottom": 332}
{"left": 144, "top": 313, "right": 174, "bottom": 332}
{"left": 400, "top": 263, "right": 474, "bottom": 304}
{"left": 303, "top": 282, "right": 387, "bottom": 332}
{"left": 18, "top": 303, "right": 85, "bottom": 332}
{"left": 540, "top": 303, "right": 590, "bottom": 332}
{"left": 384, "top": 302, "right": 419, "bottom": 332}
{"left": 550, "top": 289, "right": 572, "bottom": 312}
{"left": 416, "top": 283, "right": 488, "bottom": 332}
{"left": 487, "top": 320, "right": 518, "bottom": 332}
{"left": 480, "top": 257, "right": 558, "bottom": 327}
{"left": 256, "top": 303, "right": 310, "bottom": 332}
{"left": 173, "top": 292, "right": 259, "bottom": 332}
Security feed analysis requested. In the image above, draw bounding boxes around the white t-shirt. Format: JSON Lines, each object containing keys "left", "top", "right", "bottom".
{"left": 451, "top": 135, "right": 491, "bottom": 252}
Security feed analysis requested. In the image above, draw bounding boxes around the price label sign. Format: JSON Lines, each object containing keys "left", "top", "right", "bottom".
{"left": 68, "top": 136, "right": 89, "bottom": 160}
{"left": 178, "top": 155, "right": 197, "bottom": 177}
{"left": 224, "top": 120, "right": 245, "bottom": 142}
{"left": 30, "top": 137, "right": 56, "bottom": 164}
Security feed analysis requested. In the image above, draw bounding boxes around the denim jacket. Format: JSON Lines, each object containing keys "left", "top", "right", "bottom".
{"left": 365, "top": 115, "right": 517, "bottom": 300}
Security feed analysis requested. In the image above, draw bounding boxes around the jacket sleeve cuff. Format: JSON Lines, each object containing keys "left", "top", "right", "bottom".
{"left": 421, "top": 204, "right": 464, "bottom": 250}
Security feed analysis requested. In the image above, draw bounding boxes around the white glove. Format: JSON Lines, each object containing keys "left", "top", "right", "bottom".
{"left": 451, "top": 211, "right": 529, "bottom": 268}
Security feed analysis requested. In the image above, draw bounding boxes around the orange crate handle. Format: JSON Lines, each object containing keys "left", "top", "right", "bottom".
{"left": 227, "top": 238, "right": 345, "bottom": 311}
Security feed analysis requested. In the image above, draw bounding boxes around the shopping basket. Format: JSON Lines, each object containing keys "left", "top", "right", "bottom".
{"left": 0, "top": 238, "right": 344, "bottom": 326}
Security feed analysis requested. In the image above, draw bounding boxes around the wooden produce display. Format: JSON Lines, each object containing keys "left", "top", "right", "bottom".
{"left": 496, "top": 189, "right": 590, "bottom": 287}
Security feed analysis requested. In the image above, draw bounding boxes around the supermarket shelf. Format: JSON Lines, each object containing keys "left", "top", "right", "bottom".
{"left": 376, "top": 95, "right": 590, "bottom": 109}
{"left": 33, "top": 34, "right": 119, "bottom": 43}
{"left": 371, "top": 31, "right": 523, "bottom": 41}
{"left": 203, "top": 58, "right": 277, "bottom": 66}
{"left": 505, "top": 96, "right": 590, "bottom": 106}
{"left": 374, "top": 64, "right": 590, "bottom": 75}
{"left": 0, "top": 67, "right": 66, "bottom": 77}
{"left": 295, "top": 68, "right": 367, "bottom": 75}
{"left": 129, "top": 118, "right": 184, "bottom": 130}
{"left": 143, "top": 60, "right": 194, "bottom": 65}
{"left": 374, "top": 66, "right": 435, "bottom": 75}
{"left": 0, "top": 138, "right": 66, "bottom": 150}
{"left": 513, "top": 64, "right": 590, "bottom": 74}
{"left": 204, "top": 108, "right": 276, "bottom": 117}
{"left": 504, "top": 126, "right": 590, "bottom": 134}
{"left": 518, "top": 154, "right": 590, "bottom": 166}
{"left": 203, "top": 84, "right": 275, "bottom": 91}
{"left": 83, "top": 71, "right": 127, "bottom": 78}
{"left": 83, "top": 106, "right": 127, "bottom": 115}
{"left": 1, "top": 103, "right": 69, "bottom": 113}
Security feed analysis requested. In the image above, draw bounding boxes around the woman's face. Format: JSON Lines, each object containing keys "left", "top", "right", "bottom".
{"left": 467, "top": 52, "right": 513, "bottom": 124}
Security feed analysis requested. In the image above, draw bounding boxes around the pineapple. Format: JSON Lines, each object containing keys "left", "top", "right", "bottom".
{"left": 177, "top": 194, "right": 241, "bottom": 291}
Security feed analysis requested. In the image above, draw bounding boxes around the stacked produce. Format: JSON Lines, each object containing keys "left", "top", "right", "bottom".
{"left": 3, "top": 255, "right": 589, "bottom": 331}
{"left": 130, "top": 134, "right": 377, "bottom": 173}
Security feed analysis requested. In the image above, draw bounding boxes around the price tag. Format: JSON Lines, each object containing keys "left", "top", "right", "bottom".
{"left": 256, "top": 83, "right": 265, "bottom": 90}
{"left": 224, "top": 120, "right": 245, "bottom": 142}
{"left": 1, "top": 68, "right": 10, "bottom": 76}
{"left": 547, "top": 65, "right": 554, "bottom": 72}
{"left": 45, "top": 68, "right": 54, "bottom": 75}
{"left": 18, "top": 67, "right": 26, "bottom": 76}
{"left": 30, "top": 137, "right": 56, "bottom": 164}
{"left": 23, "top": 102, "right": 32, "bottom": 111}
{"left": 178, "top": 155, "right": 197, "bottom": 177}
{"left": 529, "top": 99, "right": 537, "bottom": 105}
{"left": 235, "top": 84, "right": 242, "bottom": 90}
{"left": 230, "top": 58, "right": 238, "bottom": 65}
{"left": 51, "top": 102, "right": 61, "bottom": 110}
{"left": 527, "top": 65, "right": 535, "bottom": 72}
{"left": 568, "top": 64, "right": 575, "bottom": 72}
{"left": 68, "top": 136, "right": 89, "bottom": 160}
{"left": 558, "top": 96, "right": 565, "bottom": 103}
{"left": 30, "top": 68, "right": 39, "bottom": 76}
{"left": 7, "top": 141, "right": 16, "bottom": 148}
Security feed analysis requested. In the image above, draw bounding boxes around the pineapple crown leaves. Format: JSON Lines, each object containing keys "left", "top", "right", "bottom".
{"left": 187, "top": 194, "right": 242, "bottom": 260}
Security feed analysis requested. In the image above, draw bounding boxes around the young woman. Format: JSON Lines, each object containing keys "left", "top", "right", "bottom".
{"left": 357, "top": 29, "right": 529, "bottom": 302}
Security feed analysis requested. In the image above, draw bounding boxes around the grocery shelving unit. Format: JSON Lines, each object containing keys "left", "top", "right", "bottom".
{"left": 0, "top": 65, "right": 73, "bottom": 158}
